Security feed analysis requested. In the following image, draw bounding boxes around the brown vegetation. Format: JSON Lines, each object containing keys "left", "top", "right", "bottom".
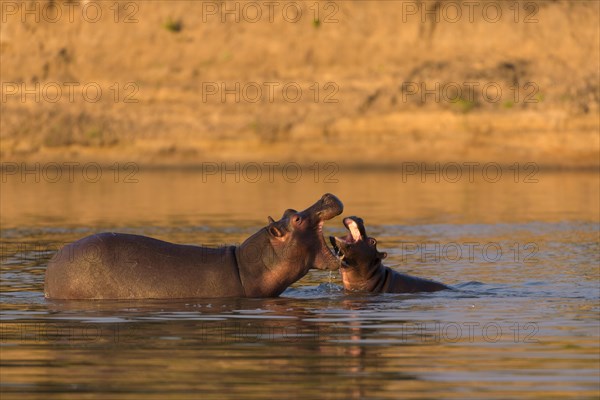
{"left": 1, "top": 0, "right": 598, "bottom": 167}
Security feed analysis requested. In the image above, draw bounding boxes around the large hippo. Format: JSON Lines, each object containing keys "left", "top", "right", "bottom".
{"left": 330, "top": 216, "right": 450, "bottom": 293}
{"left": 45, "top": 194, "right": 343, "bottom": 299}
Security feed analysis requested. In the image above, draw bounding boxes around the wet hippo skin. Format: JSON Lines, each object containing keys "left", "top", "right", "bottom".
{"left": 44, "top": 194, "right": 343, "bottom": 299}
{"left": 330, "top": 216, "right": 450, "bottom": 293}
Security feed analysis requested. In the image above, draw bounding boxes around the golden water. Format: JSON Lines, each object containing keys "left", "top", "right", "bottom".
{"left": 1, "top": 169, "right": 598, "bottom": 399}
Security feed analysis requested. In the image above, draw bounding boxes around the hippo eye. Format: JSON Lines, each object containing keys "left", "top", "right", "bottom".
{"left": 293, "top": 216, "right": 302, "bottom": 225}
{"left": 368, "top": 238, "right": 377, "bottom": 246}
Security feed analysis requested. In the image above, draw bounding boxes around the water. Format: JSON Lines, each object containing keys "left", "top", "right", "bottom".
{"left": 1, "top": 169, "right": 599, "bottom": 399}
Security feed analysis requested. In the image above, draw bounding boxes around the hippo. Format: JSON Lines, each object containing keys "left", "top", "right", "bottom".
{"left": 45, "top": 194, "right": 343, "bottom": 299}
{"left": 330, "top": 216, "right": 450, "bottom": 293}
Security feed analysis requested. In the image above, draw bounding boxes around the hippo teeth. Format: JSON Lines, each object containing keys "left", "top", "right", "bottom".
{"left": 333, "top": 245, "right": 340, "bottom": 256}
{"left": 339, "top": 256, "right": 349, "bottom": 268}
{"left": 347, "top": 221, "right": 362, "bottom": 242}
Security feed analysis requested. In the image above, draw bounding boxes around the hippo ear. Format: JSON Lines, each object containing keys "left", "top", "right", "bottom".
{"left": 282, "top": 209, "right": 297, "bottom": 219}
{"left": 378, "top": 251, "right": 387, "bottom": 260}
{"left": 267, "top": 216, "right": 275, "bottom": 224}
{"left": 268, "top": 224, "right": 284, "bottom": 238}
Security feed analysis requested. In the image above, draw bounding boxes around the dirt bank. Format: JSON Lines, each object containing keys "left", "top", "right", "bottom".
{"left": 1, "top": 0, "right": 598, "bottom": 167}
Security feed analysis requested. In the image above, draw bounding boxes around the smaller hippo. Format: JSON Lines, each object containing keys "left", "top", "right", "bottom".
{"left": 330, "top": 217, "right": 450, "bottom": 293}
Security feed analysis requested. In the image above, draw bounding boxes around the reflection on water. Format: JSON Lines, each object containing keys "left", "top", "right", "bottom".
{"left": 2, "top": 169, "right": 598, "bottom": 230}
{"left": 1, "top": 170, "right": 599, "bottom": 399}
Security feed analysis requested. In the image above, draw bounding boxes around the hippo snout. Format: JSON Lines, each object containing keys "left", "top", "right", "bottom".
{"left": 298, "top": 193, "right": 343, "bottom": 222}
{"left": 315, "top": 193, "right": 343, "bottom": 220}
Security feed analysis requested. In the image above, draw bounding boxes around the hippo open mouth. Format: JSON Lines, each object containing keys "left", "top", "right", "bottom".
{"left": 293, "top": 193, "right": 344, "bottom": 270}
{"left": 329, "top": 216, "right": 364, "bottom": 267}
{"left": 329, "top": 235, "right": 346, "bottom": 264}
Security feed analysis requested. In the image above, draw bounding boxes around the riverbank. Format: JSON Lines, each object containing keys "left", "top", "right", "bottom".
{"left": 1, "top": 1, "right": 598, "bottom": 168}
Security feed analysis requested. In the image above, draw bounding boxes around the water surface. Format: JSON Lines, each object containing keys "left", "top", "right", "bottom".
{"left": 1, "top": 169, "right": 599, "bottom": 399}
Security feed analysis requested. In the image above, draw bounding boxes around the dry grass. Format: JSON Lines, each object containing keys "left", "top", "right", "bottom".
{"left": 1, "top": 0, "right": 598, "bottom": 167}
